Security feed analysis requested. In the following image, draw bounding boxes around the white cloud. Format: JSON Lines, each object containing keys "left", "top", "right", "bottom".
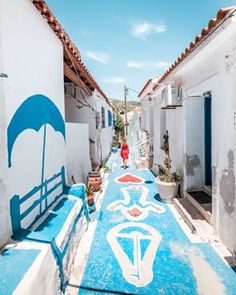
{"left": 86, "top": 51, "right": 110, "bottom": 64}
{"left": 126, "top": 61, "right": 170, "bottom": 71}
{"left": 103, "top": 77, "right": 126, "bottom": 85}
{"left": 131, "top": 22, "right": 166, "bottom": 39}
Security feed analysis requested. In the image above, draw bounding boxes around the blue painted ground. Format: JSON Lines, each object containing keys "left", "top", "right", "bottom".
{"left": 0, "top": 248, "right": 40, "bottom": 295}
{"left": 14, "top": 197, "right": 76, "bottom": 243}
{"left": 79, "top": 153, "right": 236, "bottom": 295}
{"left": 0, "top": 198, "right": 78, "bottom": 295}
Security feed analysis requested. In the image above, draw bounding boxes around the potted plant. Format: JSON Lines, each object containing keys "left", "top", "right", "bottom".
{"left": 156, "top": 130, "right": 180, "bottom": 203}
{"left": 88, "top": 171, "right": 102, "bottom": 192}
{"left": 86, "top": 184, "right": 96, "bottom": 213}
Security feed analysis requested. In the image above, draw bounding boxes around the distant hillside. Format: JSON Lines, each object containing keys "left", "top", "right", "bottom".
{"left": 111, "top": 99, "right": 141, "bottom": 114}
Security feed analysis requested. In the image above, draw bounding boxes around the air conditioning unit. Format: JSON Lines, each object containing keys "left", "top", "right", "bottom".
{"left": 176, "top": 86, "right": 185, "bottom": 106}
{"left": 161, "top": 84, "right": 182, "bottom": 109}
{"left": 64, "top": 82, "right": 76, "bottom": 98}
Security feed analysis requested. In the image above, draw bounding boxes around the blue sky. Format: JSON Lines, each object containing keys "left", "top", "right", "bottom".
{"left": 47, "top": 0, "right": 235, "bottom": 100}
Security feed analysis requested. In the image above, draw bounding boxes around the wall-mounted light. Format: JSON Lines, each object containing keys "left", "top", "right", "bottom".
{"left": 0, "top": 73, "right": 8, "bottom": 78}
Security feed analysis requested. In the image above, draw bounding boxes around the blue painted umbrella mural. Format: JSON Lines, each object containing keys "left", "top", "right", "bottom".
{"left": 7, "top": 94, "right": 66, "bottom": 232}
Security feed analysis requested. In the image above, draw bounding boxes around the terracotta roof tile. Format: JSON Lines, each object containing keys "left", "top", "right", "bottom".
{"left": 32, "top": 0, "right": 113, "bottom": 107}
{"left": 137, "top": 79, "right": 152, "bottom": 97}
{"left": 153, "top": 6, "right": 236, "bottom": 91}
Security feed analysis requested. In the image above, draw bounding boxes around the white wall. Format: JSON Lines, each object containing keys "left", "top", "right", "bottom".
{"left": 140, "top": 99, "right": 150, "bottom": 131}
{"left": 65, "top": 88, "right": 113, "bottom": 167}
{"left": 152, "top": 93, "right": 185, "bottom": 177}
{"left": 0, "top": 0, "right": 65, "bottom": 246}
{"left": 66, "top": 123, "right": 91, "bottom": 185}
{"left": 151, "top": 17, "right": 236, "bottom": 253}
{"left": 149, "top": 102, "right": 154, "bottom": 138}
{"left": 183, "top": 97, "right": 204, "bottom": 191}
{"left": 152, "top": 97, "right": 160, "bottom": 174}
{"left": 128, "top": 112, "right": 141, "bottom": 146}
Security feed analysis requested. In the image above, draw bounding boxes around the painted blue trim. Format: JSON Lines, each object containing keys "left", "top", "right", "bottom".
{"left": 113, "top": 113, "right": 116, "bottom": 128}
{"left": 51, "top": 239, "right": 68, "bottom": 291}
{"left": 51, "top": 205, "right": 85, "bottom": 291}
{"left": 63, "top": 185, "right": 89, "bottom": 221}
{"left": 204, "top": 93, "right": 212, "bottom": 186}
{"left": 108, "top": 110, "right": 112, "bottom": 127}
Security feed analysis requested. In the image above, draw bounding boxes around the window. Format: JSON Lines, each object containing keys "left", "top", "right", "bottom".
{"left": 101, "top": 106, "right": 105, "bottom": 128}
{"left": 160, "top": 109, "right": 166, "bottom": 149}
{"left": 95, "top": 112, "right": 100, "bottom": 129}
{"left": 113, "top": 113, "right": 116, "bottom": 128}
{"left": 108, "top": 110, "right": 112, "bottom": 127}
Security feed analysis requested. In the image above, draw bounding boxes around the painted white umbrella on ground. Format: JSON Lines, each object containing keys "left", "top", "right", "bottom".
{"left": 107, "top": 222, "right": 161, "bottom": 287}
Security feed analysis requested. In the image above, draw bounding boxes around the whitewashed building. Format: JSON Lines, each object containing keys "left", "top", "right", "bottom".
{"left": 0, "top": 0, "right": 113, "bottom": 293}
{"left": 139, "top": 78, "right": 159, "bottom": 135}
{"left": 139, "top": 6, "right": 236, "bottom": 254}
{"left": 65, "top": 87, "right": 114, "bottom": 175}
{"left": 127, "top": 111, "right": 141, "bottom": 146}
{"left": 138, "top": 78, "right": 160, "bottom": 167}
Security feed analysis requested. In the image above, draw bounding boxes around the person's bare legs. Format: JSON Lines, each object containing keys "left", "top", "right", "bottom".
{"left": 122, "top": 159, "right": 125, "bottom": 168}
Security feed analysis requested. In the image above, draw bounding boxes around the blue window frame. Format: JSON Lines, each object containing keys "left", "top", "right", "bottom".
{"left": 108, "top": 110, "right": 112, "bottom": 127}
{"left": 101, "top": 107, "right": 105, "bottom": 128}
{"left": 113, "top": 113, "right": 116, "bottom": 128}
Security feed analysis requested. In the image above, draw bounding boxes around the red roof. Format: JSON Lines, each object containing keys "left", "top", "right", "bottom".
{"left": 153, "top": 6, "right": 236, "bottom": 91}
{"left": 32, "top": 0, "right": 113, "bottom": 109}
{"left": 137, "top": 79, "right": 152, "bottom": 97}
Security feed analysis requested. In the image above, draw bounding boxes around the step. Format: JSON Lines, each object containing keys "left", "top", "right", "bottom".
{"left": 203, "top": 185, "right": 212, "bottom": 196}
{"left": 173, "top": 198, "right": 213, "bottom": 236}
{"left": 186, "top": 192, "right": 212, "bottom": 224}
{"left": 173, "top": 198, "right": 196, "bottom": 233}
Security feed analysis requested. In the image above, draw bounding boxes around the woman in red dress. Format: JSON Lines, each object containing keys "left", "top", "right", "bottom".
{"left": 120, "top": 138, "right": 129, "bottom": 169}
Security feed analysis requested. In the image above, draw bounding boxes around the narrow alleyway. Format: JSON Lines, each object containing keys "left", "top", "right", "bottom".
{"left": 68, "top": 149, "right": 236, "bottom": 295}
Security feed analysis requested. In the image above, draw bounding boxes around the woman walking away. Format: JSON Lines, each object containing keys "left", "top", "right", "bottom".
{"left": 120, "top": 138, "right": 129, "bottom": 169}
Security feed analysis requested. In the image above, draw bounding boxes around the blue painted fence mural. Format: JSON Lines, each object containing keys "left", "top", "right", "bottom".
{"left": 5, "top": 94, "right": 90, "bottom": 293}
{"left": 7, "top": 94, "right": 66, "bottom": 233}
{"left": 10, "top": 166, "right": 66, "bottom": 233}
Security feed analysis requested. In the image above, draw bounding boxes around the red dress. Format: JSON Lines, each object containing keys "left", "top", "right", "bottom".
{"left": 121, "top": 143, "right": 129, "bottom": 160}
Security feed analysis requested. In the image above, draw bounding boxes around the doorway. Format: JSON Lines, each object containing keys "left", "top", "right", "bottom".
{"left": 204, "top": 92, "right": 212, "bottom": 186}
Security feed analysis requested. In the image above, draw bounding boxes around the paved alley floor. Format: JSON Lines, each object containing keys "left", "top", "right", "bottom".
{"left": 75, "top": 153, "right": 236, "bottom": 295}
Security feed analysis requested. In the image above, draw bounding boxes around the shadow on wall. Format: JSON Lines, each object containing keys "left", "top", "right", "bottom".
{"left": 7, "top": 94, "right": 66, "bottom": 233}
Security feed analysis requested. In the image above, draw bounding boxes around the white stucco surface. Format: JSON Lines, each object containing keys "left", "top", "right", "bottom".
{"left": 65, "top": 89, "right": 113, "bottom": 167}
{"left": 128, "top": 112, "right": 141, "bottom": 147}
{"left": 0, "top": 0, "right": 65, "bottom": 246}
{"left": 142, "top": 14, "right": 236, "bottom": 253}
{"left": 66, "top": 123, "right": 91, "bottom": 184}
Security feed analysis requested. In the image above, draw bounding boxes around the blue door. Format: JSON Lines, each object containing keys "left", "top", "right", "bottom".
{"left": 204, "top": 93, "right": 212, "bottom": 186}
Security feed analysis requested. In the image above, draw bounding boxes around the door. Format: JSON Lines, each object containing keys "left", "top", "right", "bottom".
{"left": 204, "top": 93, "right": 212, "bottom": 186}
{"left": 185, "top": 97, "right": 204, "bottom": 191}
